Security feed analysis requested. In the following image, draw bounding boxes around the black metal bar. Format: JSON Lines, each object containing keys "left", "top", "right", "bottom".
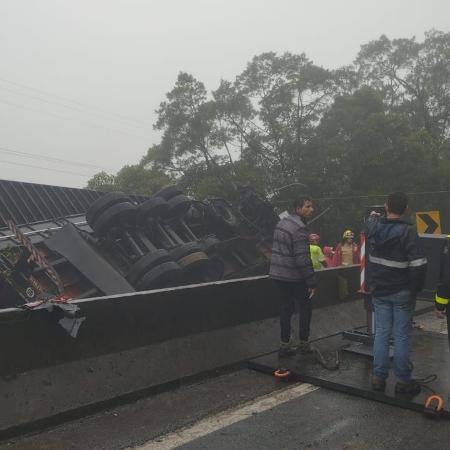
{"left": 155, "top": 223, "right": 176, "bottom": 247}
{"left": 179, "top": 219, "right": 198, "bottom": 241}
{"left": 32, "top": 257, "right": 67, "bottom": 273}
{"left": 135, "top": 233, "right": 157, "bottom": 253}
{"left": 342, "top": 330, "right": 374, "bottom": 345}
{"left": 163, "top": 224, "right": 185, "bottom": 245}
{"left": 123, "top": 232, "right": 145, "bottom": 257}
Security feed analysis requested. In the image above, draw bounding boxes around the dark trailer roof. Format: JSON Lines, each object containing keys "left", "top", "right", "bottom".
{"left": 0, "top": 179, "right": 103, "bottom": 229}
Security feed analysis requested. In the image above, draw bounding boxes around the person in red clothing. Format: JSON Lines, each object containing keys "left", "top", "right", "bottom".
{"left": 323, "top": 246, "right": 335, "bottom": 267}
{"left": 333, "top": 230, "right": 360, "bottom": 266}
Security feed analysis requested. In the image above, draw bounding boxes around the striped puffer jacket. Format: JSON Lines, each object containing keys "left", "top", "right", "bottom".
{"left": 269, "top": 213, "right": 316, "bottom": 287}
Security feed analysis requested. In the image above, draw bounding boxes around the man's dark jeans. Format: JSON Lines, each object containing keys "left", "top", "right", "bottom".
{"left": 274, "top": 280, "right": 311, "bottom": 343}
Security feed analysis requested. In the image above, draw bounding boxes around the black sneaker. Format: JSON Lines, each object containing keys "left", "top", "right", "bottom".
{"left": 372, "top": 375, "right": 386, "bottom": 392}
{"left": 395, "top": 379, "right": 421, "bottom": 395}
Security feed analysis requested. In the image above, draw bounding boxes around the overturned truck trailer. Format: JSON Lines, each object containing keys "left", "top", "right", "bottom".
{"left": 0, "top": 180, "right": 279, "bottom": 309}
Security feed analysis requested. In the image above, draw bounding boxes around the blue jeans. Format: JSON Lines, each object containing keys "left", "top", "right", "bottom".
{"left": 372, "top": 290, "right": 415, "bottom": 381}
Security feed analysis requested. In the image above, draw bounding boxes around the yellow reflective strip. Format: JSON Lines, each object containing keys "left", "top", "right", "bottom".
{"left": 435, "top": 295, "right": 449, "bottom": 306}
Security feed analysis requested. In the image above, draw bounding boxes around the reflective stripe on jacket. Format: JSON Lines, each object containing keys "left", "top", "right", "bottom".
{"left": 365, "top": 217, "right": 427, "bottom": 296}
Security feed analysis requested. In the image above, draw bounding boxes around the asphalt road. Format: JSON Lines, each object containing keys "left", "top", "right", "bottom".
{"left": 0, "top": 369, "right": 281, "bottom": 450}
{"left": 2, "top": 311, "right": 448, "bottom": 450}
{"left": 178, "top": 387, "right": 450, "bottom": 450}
{"left": 3, "top": 368, "right": 450, "bottom": 450}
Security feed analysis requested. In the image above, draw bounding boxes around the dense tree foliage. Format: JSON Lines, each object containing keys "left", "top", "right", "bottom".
{"left": 87, "top": 30, "right": 450, "bottom": 242}
{"left": 87, "top": 164, "right": 170, "bottom": 196}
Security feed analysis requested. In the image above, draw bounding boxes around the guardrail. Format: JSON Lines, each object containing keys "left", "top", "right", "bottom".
{"left": 0, "top": 265, "right": 361, "bottom": 436}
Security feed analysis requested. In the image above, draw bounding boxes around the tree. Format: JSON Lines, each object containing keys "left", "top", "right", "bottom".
{"left": 154, "top": 72, "right": 221, "bottom": 174}
{"left": 314, "top": 87, "right": 447, "bottom": 195}
{"left": 86, "top": 29, "right": 450, "bottom": 221}
{"left": 86, "top": 164, "right": 170, "bottom": 196}
{"left": 301, "top": 86, "right": 450, "bottom": 244}
{"left": 113, "top": 164, "right": 171, "bottom": 197}
{"left": 86, "top": 171, "right": 116, "bottom": 192}
{"left": 215, "top": 52, "right": 336, "bottom": 192}
{"left": 355, "top": 30, "right": 450, "bottom": 152}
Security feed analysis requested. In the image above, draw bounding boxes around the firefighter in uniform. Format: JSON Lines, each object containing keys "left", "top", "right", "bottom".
{"left": 435, "top": 237, "right": 450, "bottom": 341}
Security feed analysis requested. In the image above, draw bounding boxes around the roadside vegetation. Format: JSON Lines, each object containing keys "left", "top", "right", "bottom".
{"left": 87, "top": 30, "right": 450, "bottom": 241}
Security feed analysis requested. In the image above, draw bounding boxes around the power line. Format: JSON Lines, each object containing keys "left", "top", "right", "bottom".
{"left": 0, "top": 98, "right": 150, "bottom": 141}
{"left": 275, "top": 190, "right": 450, "bottom": 203}
{"left": 318, "top": 191, "right": 450, "bottom": 201}
{"left": 0, "top": 84, "right": 150, "bottom": 133}
{"left": 0, "top": 146, "right": 114, "bottom": 172}
{"left": 0, "top": 76, "right": 150, "bottom": 128}
{"left": 0, "top": 159, "right": 92, "bottom": 178}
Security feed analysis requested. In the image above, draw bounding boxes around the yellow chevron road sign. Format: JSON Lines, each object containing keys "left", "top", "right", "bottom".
{"left": 416, "top": 211, "right": 441, "bottom": 234}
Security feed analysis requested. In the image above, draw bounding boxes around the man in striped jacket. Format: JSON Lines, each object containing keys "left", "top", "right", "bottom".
{"left": 269, "top": 196, "right": 316, "bottom": 357}
{"left": 365, "top": 192, "right": 427, "bottom": 395}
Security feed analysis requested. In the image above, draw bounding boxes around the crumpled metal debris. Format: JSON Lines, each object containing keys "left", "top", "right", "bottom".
{"left": 22, "top": 295, "right": 86, "bottom": 338}
{"left": 58, "top": 315, "right": 86, "bottom": 338}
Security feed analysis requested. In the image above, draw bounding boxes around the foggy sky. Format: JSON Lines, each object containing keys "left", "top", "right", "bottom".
{"left": 0, "top": 0, "right": 448, "bottom": 189}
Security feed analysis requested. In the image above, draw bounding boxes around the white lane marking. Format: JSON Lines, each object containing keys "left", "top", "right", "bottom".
{"left": 131, "top": 383, "right": 319, "bottom": 450}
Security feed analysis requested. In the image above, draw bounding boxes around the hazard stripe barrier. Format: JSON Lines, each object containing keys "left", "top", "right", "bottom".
{"left": 7, "top": 220, "right": 63, "bottom": 293}
{"left": 359, "top": 232, "right": 368, "bottom": 294}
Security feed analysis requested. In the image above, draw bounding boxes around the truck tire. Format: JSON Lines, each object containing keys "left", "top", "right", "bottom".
{"left": 86, "top": 192, "right": 131, "bottom": 227}
{"left": 200, "top": 236, "right": 221, "bottom": 254}
{"left": 136, "top": 261, "right": 183, "bottom": 291}
{"left": 126, "top": 249, "right": 171, "bottom": 285}
{"left": 167, "top": 194, "right": 192, "bottom": 218}
{"left": 138, "top": 197, "right": 169, "bottom": 220}
{"left": 170, "top": 242, "right": 202, "bottom": 261}
{"left": 177, "top": 251, "right": 208, "bottom": 270}
{"left": 92, "top": 202, "right": 137, "bottom": 236}
{"left": 209, "top": 199, "right": 239, "bottom": 229}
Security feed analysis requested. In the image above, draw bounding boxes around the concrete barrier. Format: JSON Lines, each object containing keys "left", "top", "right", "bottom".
{"left": 420, "top": 233, "right": 447, "bottom": 300}
{"left": 0, "top": 266, "right": 362, "bottom": 435}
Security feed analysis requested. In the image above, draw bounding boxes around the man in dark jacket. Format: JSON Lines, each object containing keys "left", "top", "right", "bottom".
{"left": 365, "top": 192, "right": 427, "bottom": 394}
{"left": 269, "top": 195, "right": 316, "bottom": 356}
